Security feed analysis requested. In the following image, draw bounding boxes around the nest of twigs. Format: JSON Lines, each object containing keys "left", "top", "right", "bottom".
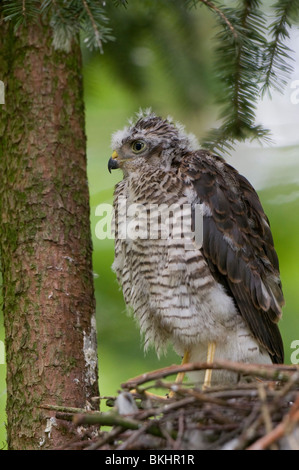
{"left": 44, "top": 361, "right": 299, "bottom": 450}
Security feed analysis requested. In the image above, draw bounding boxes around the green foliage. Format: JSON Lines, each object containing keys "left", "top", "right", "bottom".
{"left": 113, "top": 0, "right": 128, "bottom": 5}
{"left": 2, "top": 0, "right": 114, "bottom": 52}
{"left": 1, "top": 0, "right": 40, "bottom": 30}
{"left": 97, "top": 0, "right": 210, "bottom": 111}
{"left": 1, "top": 0, "right": 299, "bottom": 150}
{"left": 191, "top": 0, "right": 299, "bottom": 153}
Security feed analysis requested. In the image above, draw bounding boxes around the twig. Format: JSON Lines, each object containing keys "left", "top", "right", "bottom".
{"left": 257, "top": 383, "right": 277, "bottom": 450}
{"left": 41, "top": 364, "right": 299, "bottom": 450}
{"left": 116, "top": 422, "right": 160, "bottom": 451}
{"left": 85, "top": 427, "right": 123, "bottom": 450}
{"left": 73, "top": 411, "right": 174, "bottom": 440}
{"left": 174, "top": 409, "right": 185, "bottom": 450}
{"left": 199, "top": 0, "right": 238, "bottom": 38}
{"left": 137, "top": 396, "right": 196, "bottom": 421}
{"left": 55, "top": 412, "right": 76, "bottom": 422}
{"left": 172, "top": 385, "right": 247, "bottom": 409}
{"left": 40, "top": 403, "right": 100, "bottom": 415}
{"left": 258, "top": 383, "right": 273, "bottom": 435}
{"left": 247, "top": 393, "right": 299, "bottom": 450}
{"left": 121, "top": 360, "right": 296, "bottom": 390}
{"left": 74, "top": 411, "right": 141, "bottom": 428}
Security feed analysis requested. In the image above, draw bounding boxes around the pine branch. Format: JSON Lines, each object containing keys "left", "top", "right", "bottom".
{"left": 198, "top": 0, "right": 271, "bottom": 153}
{"left": 197, "top": 0, "right": 238, "bottom": 38}
{"left": 47, "top": 0, "right": 81, "bottom": 53}
{"left": 2, "top": 0, "right": 40, "bottom": 30}
{"left": 2, "top": 0, "right": 298, "bottom": 151}
{"left": 81, "top": 0, "right": 114, "bottom": 53}
{"left": 113, "top": 0, "right": 128, "bottom": 6}
{"left": 262, "top": 0, "right": 299, "bottom": 95}
{"left": 82, "top": 0, "right": 102, "bottom": 51}
{"left": 2, "top": 0, "right": 114, "bottom": 52}
{"left": 190, "top": 0, "right": 298, "bottom": 153}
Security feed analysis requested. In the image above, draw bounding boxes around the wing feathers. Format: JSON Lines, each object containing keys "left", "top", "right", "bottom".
{"left": 181, "top": 150, "right": 284, "bottom": 363}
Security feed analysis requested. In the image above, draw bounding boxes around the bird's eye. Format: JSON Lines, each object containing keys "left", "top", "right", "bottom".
{"left": 131, "top": 140, "right": 146, "bottom": 153}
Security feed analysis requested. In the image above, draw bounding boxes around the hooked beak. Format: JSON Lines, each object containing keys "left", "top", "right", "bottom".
{"left": 108, "top": 150, "right": 120, "bottom": 173}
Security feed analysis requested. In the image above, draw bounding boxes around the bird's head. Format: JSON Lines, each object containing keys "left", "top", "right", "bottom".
{"left": 108, "top": 110, "right": 199, "bottom": 175}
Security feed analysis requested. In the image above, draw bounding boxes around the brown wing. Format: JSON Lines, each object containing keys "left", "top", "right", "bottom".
{"left": 180, "top": 150, "right": 284, "bottom": 363}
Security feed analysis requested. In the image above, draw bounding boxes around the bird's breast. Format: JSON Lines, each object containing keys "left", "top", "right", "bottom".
{"left": 112, "top": 172, "right": 239, "bottom": 353}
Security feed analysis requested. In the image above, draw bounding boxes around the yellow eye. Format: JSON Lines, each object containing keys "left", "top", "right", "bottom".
{"left": 131, "top": 140, "right": 146, "bottom": 153}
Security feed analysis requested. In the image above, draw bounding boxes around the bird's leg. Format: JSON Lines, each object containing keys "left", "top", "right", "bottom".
{"left": 203, "top": 341, "right": 216, "bottom": 389}
{"left": 167, "top": 350, "right": 190, "bottom": 398}
{"left": 175, "top": 350, "right": 190, "bottom": 384}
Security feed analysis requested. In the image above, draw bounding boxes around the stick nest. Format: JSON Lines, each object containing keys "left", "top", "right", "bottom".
{"left": 44, "top": 361, "right": 299, "bottom": 450}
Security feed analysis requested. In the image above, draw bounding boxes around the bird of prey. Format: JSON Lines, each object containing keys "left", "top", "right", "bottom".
{"left": 108, "top": 110, "right": 284, "bottom": 386}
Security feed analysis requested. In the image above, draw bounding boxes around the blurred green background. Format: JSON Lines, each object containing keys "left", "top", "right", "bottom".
{"left": 0, "top": 2, "right": 299, "bottom": 448}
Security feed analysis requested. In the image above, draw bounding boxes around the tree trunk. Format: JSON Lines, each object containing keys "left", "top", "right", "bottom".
{"left": 0, "top": 19, "right": 99, "bottom": 449}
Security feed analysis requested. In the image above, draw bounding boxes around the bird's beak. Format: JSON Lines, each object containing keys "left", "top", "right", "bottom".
{"left": 108, "top": 150, "right": 120, "bottom": 173}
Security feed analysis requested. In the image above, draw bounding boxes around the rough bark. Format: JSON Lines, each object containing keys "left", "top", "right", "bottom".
{"left": 0, "top": 19, "right": 99, "bottom": 449}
